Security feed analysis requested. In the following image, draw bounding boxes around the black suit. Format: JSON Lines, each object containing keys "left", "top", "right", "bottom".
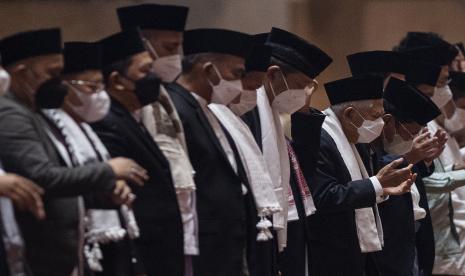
{"left": 241, "top": 107, "right": 262, "bottom": 149}
{"left": 167, "top": 83, "right": 255, "bottom": 276}
{"left": 0, "top": 96, "right": 115, "bottom": 276}
{"left": 307, "top": 129, "right": 379, "bottom": 276}
{"left": 413, "top": 162, "right": 435, "bottom": 276}
{"left": 278, "top": 110, "right": 326, "bottom": 276}
{"left": 91, "top": 99, "right": 184, "bottom": 276}
{"left": 371, "top": 152, "right": 416, "bottom": 276}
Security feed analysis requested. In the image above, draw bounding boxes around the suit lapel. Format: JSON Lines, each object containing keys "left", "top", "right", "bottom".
{"left": 169, "top": 83, "right": 232, "bottom": 164}
{"left": 111, "top": 100, "right": 170, "bottom": 168}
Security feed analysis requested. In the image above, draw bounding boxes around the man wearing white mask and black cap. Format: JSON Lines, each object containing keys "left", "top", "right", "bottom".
{"left": 238, "top": 33, "right": 270, "bottom": 149}
{"left": 308, "top": 74, "right": 416, "bottom": 275}
{"left": 53, "top": 41, "right": 144, "bottom": 276}
{"left": 0, "top": 28, "right": 140, "bottom": 276}
{"left": 347, "top": 51, "right": 441, "bottom": 276}
{"left": 166, "top": 28, "right": 256, "bottom": 276}
{"left": 117, "top": 8, "right": 200, "bottom": 275}
{"left": 255, "top": 27, "right": 331, "bottom": 276}
{"left": 117, "top": 3, "right": 187, "bottom": 82}
{"left": 206, "top": 39, "right": 282, "bottom": 276}
{"left": 91, "top": 28, "right": 184, "bottom": 276}
{"left": 374, "top": 77, "right": 441, "bottom": 276}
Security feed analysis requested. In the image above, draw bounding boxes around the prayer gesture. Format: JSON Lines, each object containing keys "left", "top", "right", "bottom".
{"left": 404, "top": 128, "right": 438, "bottom": 164}
{"left": 376, "top": 158, "right": 414, "bottom": 195}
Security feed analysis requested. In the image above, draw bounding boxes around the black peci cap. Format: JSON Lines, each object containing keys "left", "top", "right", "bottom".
{"left": 99, "top": 29, "right": 146, "bottom": 67}
{"left": 0, "top": 28, "right": 62, "bottom": 66}
{"left": 245, "top": 44, "right": 271, "bottom": 73}
{"left": 266, "top": 27, "right": 332, "bottom": 79}
{"left": 325, "top": 74, "right": 384, "bottom": 106}
{"left": 183, "top": 28, "right": 252, "bottom": 58}
{"left": 347, "top": 51, "right": 404, "bottom": 76}
{"left": 117, "top": 4, "right": 189, "bottom": 32}
{"left": 383, "top": 77, "right": 440, "bottom": 125}
{"left": 63, "top": 42, "right": 102, "bottom": 74}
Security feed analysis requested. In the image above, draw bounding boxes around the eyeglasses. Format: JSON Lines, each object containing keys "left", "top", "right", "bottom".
{"left": 68, "top": 80, "right": 104, "bottom": 93}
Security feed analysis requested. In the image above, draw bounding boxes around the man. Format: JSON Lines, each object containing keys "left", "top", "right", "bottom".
{"left": 308, "top": 74, "right": 415, "bottom": 275}
{"left": 0, "top": 55, "right": 43, "bottom": 276}
{"left": 346, "top": 51, "right": 441, "bottom": 275}
{"left": 239, "top": 33, "right": 270, "bottom": 149}
{"left": 375, "top": 77, "right": 442, "bottom": 276}
{"left": 91, "top": 29, "right": 184, "bottom": 276}
{"left": 231, "top": 42, "right": 271, "bottom": 119}
{"left": 117, "top": 3, "right": 187, "bottom": 82}
{"left": 0, "top": 28, "right": 140, "bottom": 276}
{"left": 396, "top": 33, "right": 459, "bottom": 275}
{"left": 117, "top": 6, "right": 199, "bottom": 275}
{"left": 207, "top": 41, "right": 282, "bottom": 276}
{"left": 254, "top": 27, "right": 331, "bottom": 276}
{"left": 54, "top": 41, "right": 143, "bottom": 276}
{"left": 422, "top": 71, "right": 465, "bottom": 275}
{"left": 0, "top": 170, "right": 44, "bottom": 276}
{"left": 166, "top": 28, "right": 255, "bottom": 276}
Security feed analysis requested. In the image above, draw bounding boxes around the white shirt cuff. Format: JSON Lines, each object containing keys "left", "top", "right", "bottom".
{"left": 370, "top": 176, "right": 387, "bottom": 203}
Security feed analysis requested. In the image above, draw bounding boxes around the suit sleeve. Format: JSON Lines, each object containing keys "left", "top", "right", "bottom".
{"left": 90, "top": 118, "right": 131, "bottom": 159}
{"left": 308, "top": 132, "right": 377, "bottom": 212}
{"left": 0, "top": 103, "right": 115, "bottom": 197}
{"left": 423, "top": 159, "right": 465, "bottom": 193}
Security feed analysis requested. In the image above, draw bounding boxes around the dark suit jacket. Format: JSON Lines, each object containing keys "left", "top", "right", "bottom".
{"left": 167, "top": 83, "right": 254, "bottom": 276}
{"left": 371, "top": 152, "right": 416, "bottom": 276}
{"left": 413, "top": 162, "right": 435, "bottom": 276}
{"left": 90, "top": 99, "right": 184, "bottom": 276}
{"left": 278, "top": 110, "right": 326, "bottom": 276}
{"left": 241, "top": 107, "right": 262, "bottom": 149}
{"left": 307, "top": 129, "right": 378, "bottom": 276}
{"left": 0, "top": 95, "right": 115, "bottom": 276}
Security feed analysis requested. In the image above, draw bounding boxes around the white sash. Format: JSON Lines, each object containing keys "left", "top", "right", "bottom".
{"left": 209, "top": 103, "right": 282, "bottom": 216}
{"left": 322, "top": 108, "right": 383, "bottom": 252}
{"left": 256, "top": 87, "right": 290, "bottom": 251}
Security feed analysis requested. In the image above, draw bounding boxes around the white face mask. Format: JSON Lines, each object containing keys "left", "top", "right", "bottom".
{"left": 350, "top": 109, "right": 385, "bottom": 143}
{"left": 383, "top": 123, "right": 414, "bottom": 155}
{"left": 444, "top": 107, "right": 465, "bottom": 133}
{"left": 68, "top": 86, "right": 111, "bottom": 123}
{"left": 152, "top": 54, "right": 182, "bottom": 83}
{"left": 229, "top": 88, "right": 258, "bottom": 116}
{"left": 142, "top": 37, "right": 182, "bottom": 83}
{"left": 0, "top": 68, "right": 11, "bottom": 96}
{"left": 432, "top": 85, "right": 453, "bottom": 109}
{"left": 270, "top": 71, "right": 307, "bottom": 114}
{"left": 206, "top": 64, "right": 242, "bottom": 105}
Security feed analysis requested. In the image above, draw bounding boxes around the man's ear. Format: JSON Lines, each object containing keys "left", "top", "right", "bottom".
{"left": 266, "top": 65, "right": 280, "bottom": 82}
{"left": 202, "top": 62, "right": 220, "bottom": 85}
{"left": 8, "top": 63, "right": 27, "bottom": 75}
{"left": 383, "top": 114, "right": 395, "bottom": 142}
{"left": 109, "top": 71, "right": 125, "bottom": 91}
{"left": 343, "top": 106, "right": 357, "bottom": 126}
{"left": 267, "top": 66, "right": 287, "bottom": 95}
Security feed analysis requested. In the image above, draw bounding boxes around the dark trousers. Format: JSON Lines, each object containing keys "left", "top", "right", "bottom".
{"left": 279, "top": 220, "right": 310, "bottom": 276}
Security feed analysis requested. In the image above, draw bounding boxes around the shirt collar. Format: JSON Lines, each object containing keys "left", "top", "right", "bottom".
{"left": 190, "top": 92, "right": 208, "bottom": 107}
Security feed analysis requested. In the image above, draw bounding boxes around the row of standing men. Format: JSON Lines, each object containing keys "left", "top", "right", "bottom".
{"left": 1, "top": 3, "right": 465, "bottom": 276}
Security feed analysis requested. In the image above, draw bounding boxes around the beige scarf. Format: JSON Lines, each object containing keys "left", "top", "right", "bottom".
{"left": 140, "top": 85, "right": 195, "bottom": 191}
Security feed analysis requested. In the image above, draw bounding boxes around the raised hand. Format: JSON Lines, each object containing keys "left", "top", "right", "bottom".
{"left": 376, "top": 158, "right": 413, "bottom": 188}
